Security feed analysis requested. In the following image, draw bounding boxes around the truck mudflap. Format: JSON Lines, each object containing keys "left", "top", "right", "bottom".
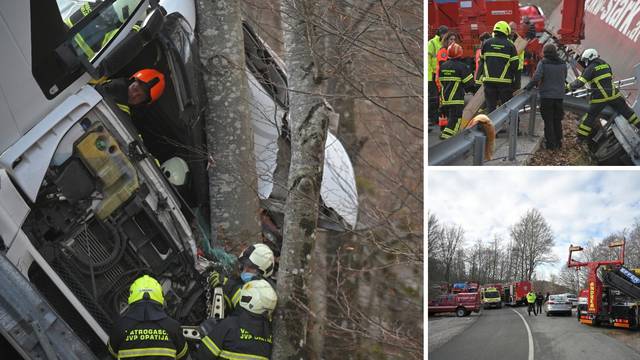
{"left": 0, "top": 252, "right": 98, "bottom": 359}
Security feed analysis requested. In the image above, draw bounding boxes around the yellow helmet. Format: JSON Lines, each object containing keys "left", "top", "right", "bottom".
{"left": 493, "top": 21, "right": 511, "bottom": 36}
{"left": 128, "top": 275, "right": 164, "bottom": 305}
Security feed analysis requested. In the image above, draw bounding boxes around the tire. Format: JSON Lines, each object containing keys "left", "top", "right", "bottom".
{"left": 464, "top": 310, "right": 471, "bottom": 317}
{"left": 456, "top": 307, "right": 466, "bottom": 317}
{"left": 498, "top": 303, "right": 502, "bottom": 309}
{"left": 546, "top": 312, "right": 550, "bottom": 317}
{"left": 567, "top": 311, "right": 572, "bottom": 317}
{"left": 593, "top": 129, "right": 632, "bottom": 165}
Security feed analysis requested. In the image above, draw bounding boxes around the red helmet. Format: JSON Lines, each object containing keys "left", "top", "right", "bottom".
{"left": 131, "top": 69, "right": 165, "bottom": 103}
{"left": 447, "top": 43, "right": 463, "bottom": 59}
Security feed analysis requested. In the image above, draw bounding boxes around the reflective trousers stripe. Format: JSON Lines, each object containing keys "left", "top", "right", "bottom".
{"left": 118, "top": 347, "right": 176, "bottom": 358}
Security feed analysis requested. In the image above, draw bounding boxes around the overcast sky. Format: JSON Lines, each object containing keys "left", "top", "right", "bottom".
{"left": 428, "top": 169, "right": 640, "bottom": 280}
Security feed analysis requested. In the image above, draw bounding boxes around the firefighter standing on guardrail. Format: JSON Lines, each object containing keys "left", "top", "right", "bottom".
{"left": 477, "top": 21, "right": 519, "bottom": 114}
{"left": 567, "top": 48, "right": 640, "bottom": 143}
{"left": 438, "top": 43, "right": 475, "bottom": 140}
{"left": 107, "top": 275, "right": 189, "bottom": 359}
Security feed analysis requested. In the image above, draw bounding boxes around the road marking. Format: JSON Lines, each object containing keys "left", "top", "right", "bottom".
{"left": 511, "top": 308, "right": 534, "bottom": 360}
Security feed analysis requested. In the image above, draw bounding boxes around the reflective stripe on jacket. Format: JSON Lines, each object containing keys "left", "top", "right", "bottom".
{"left": 568, "top": 58, "right": 621, "bottom": 104}
{"left": 438, "top": 59, "right": 474, "bottom": 106}
{"left": 479, "top": 35, "right": 518, "bottom": 85}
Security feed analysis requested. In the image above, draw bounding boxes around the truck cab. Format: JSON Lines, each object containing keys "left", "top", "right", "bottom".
{"left": 481, "top": 287, "right": 503, "bottom": 309}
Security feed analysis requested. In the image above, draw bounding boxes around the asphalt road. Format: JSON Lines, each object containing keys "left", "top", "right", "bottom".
{"left": 428, "top": 306, "right": 640, "bottom": 360}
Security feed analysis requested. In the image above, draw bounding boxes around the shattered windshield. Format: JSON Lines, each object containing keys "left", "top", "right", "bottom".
{"left": 56, "top": 0, "right": 144, "bottom": 60}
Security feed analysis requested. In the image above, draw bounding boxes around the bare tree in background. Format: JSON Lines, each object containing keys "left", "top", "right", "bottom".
{"left": 440, "top": 224, "right": 465, "bottom": 282}
{"left": 510, "top": 208, "right": 556, "bottom": 281}
{"left": 197, "top": 0, "right": 261, "bottom": 248}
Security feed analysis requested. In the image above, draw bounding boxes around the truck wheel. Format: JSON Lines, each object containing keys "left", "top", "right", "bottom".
{"left": 456, "top": 307, "right": 466, "bottom": 317}
{"left": 593, "top": 130, "right": 632, "bottom": 165}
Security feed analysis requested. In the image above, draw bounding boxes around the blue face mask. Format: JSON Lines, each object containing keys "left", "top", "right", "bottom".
{"left": 241, "top": 272, "right": 256, "bottom": 283}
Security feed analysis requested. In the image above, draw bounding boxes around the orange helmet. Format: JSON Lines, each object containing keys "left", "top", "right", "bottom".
{"left": 131, "top": 69, "right": 165, "bottom": 104}
{"left": 447, "top": 43, "right": 463, "bottom": 59}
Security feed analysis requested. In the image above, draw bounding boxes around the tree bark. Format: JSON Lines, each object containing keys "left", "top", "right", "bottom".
{"left": 272, "top": 1, "right": 333, "bottom": 357}
{"left": 196, "top": 0, "right": 261, "bottom": 248}
{"left": 308, "top": 229, "right": 328, "bottom": 359}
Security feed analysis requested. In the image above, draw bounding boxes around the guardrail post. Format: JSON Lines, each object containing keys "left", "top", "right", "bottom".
{"left": 528, "top": 94, "right": 537, "bottom": 139}
{"left": 473, "top": 135, "right": 486, "bottom": 165}
{"left": 508, "top": 109, "right": 518, "bottom": 161}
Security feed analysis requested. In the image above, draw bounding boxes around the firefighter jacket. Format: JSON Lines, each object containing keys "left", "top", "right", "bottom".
{"left": 223, "top": 277, "right": 243, "bottom": 312}
{"left": 568, "top": 58, "right": 621, "bottom": 104}
{"left": 526, "top": 292, "right": 536, "bottom": 304}
{"left": 478, "top": 34, "right": 518, "bottom": 86}
{"left": 95, "top": 78, "right": 132, "bottom": 115}
{"left": 438, "top": 59, "right": 474, "bottom": 106}
{"left": 199, "top": 308, "right": 272, "bottom": 360}
{"left": 427, "top": 35, "right": 442, "bottom": 81}
{"left": 107, "top": 301, "right": 188, "bottom": 359}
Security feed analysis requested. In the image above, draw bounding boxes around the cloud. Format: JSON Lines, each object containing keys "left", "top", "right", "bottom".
{"left": 428, "top": 170, "right": 640, "bottom": 280}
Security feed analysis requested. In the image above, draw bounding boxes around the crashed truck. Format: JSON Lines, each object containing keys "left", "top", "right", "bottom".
{"left": 0, "top": 0, "right": 358, "bottom": 358}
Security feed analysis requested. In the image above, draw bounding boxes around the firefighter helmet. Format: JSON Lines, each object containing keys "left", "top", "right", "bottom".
{"left": 447, "top": 43, "right": 463, "bottom": 59}
{"left": 161, "top": 157, "right": 189, "bottom": 186}
{"left": 239, "top": 243, "right": 275, "bottom": 277}
{"left": 493, "top": 21, "right": 511, "bottom": 36}
{"left": 581, "top": 48, "right": 599, "bottom": 63}
{"left": 128, "top": 275, "right": 164, "bottom": 305}
{"left": 131, "top": 69, "right": 165, "bottom": 104}
{"left": 239, "top": 279, "right": 277, "bottom": 316}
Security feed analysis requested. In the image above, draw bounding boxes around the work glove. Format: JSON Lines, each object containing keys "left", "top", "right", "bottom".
{"left": 208, "top": 271, "right": 227, "bottom": 288}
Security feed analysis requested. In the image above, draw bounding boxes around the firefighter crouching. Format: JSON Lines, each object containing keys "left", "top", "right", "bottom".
{"left": 194, "top": 279, "right": 277, "bottom": 360}
{"left": 107, "top": 275, "right": 189, "bottom": 359}
{"left": 438, "top": 42, "right": 475, "bottom": 140}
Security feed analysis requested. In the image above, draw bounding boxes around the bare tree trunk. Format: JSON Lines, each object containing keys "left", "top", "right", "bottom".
{"left": 308, "top": 229, "right": 328, "bottom": 359}
{"left": 272, "top": 1, "right": 333, "bottom": 358}
{"left": 197, "top": 0, "right": 261, "bottom": 248}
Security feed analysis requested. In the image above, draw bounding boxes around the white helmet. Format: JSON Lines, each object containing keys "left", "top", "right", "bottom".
{"left": 161, "top": 157, "right": 189, "bottom": 186}
{"left": 581, "top": 48, "right": 599, "bottom": 63}
{"left": 239, "top": 279, "right": 277, "bottom": 316}
{"left": 240, "top": 243, "right": 275, "bottom": 277}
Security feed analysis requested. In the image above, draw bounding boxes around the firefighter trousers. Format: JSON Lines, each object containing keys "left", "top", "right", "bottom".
{"left": 577, "top": 97, "right": 640, "bottom": 140}
{"left": 439, "top": 105, "right": 463, "bottom": 139}
{"left": 428, "top": 81, "right": 440, "bottom": 125}
{"left": 484, "top": 85, "right": 513, "bottom": 114}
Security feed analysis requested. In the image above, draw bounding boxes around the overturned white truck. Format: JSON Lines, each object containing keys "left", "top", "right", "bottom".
{"left": 0, "top": 0, "right": 357, "bottom": 358}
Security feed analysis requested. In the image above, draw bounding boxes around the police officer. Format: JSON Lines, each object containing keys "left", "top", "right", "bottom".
{"left": 95, "top": 69, "right": 166, "bottom": 117}
{"left": 208, "top": 243, "right": 276, "bottom": 312}
{"left": 107, "top": 275, "right": 188, "bottom": 359}
{"left": 438, "top": 43, "right": 475, "bottom": 140}
{"left": 477, "top": 21, "right": 519, "bottom": 113}
{"left": 568, "top": 48, "right": 640, "bottom": 143}
{"left": 428, "top": 26, "right": 449, "bottom": 130}
{"left": 197, "top": 279, "right": 277, "bottom": 360}
{"left": 526, "top": 291, "right": 537, "bottom": 316}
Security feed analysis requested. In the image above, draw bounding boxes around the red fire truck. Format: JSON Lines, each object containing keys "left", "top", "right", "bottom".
{"left": 504, "top": 281, "right": 532, "bottom": 306}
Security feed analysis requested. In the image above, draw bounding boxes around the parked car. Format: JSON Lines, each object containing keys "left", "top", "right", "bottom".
{"left": 562, "top": 293, "right": 578, "bottom": 308}
{"left": 428, "top": 292, "right": 481, "bottom": 317}
{"left": 546, "top": 294, "right": 573, "bottom": 316}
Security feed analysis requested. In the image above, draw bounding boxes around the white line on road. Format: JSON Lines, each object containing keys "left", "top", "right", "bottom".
{"left": 511, "top": 308, "right": 534, "bottom": 360}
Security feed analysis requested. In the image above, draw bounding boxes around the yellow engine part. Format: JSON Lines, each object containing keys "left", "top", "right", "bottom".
{"left": 76, "top": 124, "right": 139, "bottom": 219}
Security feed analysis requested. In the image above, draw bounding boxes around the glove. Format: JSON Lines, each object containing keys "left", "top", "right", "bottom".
{"left": 524, "top": 82, "right": 535, "bottom": 91}
{"left": 208, "top": 271, "right": 222, "bottom": 288}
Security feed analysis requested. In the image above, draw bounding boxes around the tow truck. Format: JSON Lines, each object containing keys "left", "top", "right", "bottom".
{"left": 0, "top": 0, "right": 358, "bottom": 357}
{"left": 568, "top": 240, "right": 640, "bottom": 329}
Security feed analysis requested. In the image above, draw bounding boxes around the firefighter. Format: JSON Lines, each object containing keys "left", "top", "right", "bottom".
{"left": 428, "top": 26, "right": 449, "bottom": 130}
{"left": 107, "top": 275, "right": 188, "bottom": 359}
{"left": 94, "top": 68, "right": 166, "bottom": 117}
{"left": 477, "top": 21, "right": 519, "bottom": 114}
{"left": 508, "top": 21, "right": 525, "bottom": 91}
{"left": 208, "top": 243, "right": 276, "bottom": 312}
{"left": 64, "top": 0, "right": 142, "bottom": 59}
{"left": 197, "top": 279, "right": 277, "bottom": 360}
{"left": 567, "top": 48, "right": 640, "bottom": 143}
{"left": 526, "top": 291, "right": 537, "bottom": 316}
{"left": 438, "top": 43, "right": 475, "bottom": 140}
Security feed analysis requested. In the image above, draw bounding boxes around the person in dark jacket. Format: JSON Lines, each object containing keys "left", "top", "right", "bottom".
{"left": 535, "top": 291, "right": 544, "bottom": 315}
{"left": 567, "top": 48, "right": 640, "bottom": 143}
{"left": 95, "top": 68, "right": 166, "bottom": 116}
{"left": 107, "top": 275, "right": 188, "bottom": 359}
{"left": 477, "top": 21, "right": 519, "bottom": 113}
{"left": 525, "top": 43, "right": 567, "bottom": 149}
{"left": 438, "top": 42, "right": 475, "bottom": 139}
{"left": 196, "top": 279, "right": 277, "bottom": 360}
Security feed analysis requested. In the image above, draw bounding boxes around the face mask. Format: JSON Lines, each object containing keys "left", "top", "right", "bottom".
{"left": 241, "top": 272, "right": 256, "bottom": 283}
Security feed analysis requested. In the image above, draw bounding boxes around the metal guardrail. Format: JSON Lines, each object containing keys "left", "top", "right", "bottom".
{"left": 428, "top": 90, "right": 537, "bottom": 165}
{"left": 0, "top": 253, "right": 98, "bottom": 360}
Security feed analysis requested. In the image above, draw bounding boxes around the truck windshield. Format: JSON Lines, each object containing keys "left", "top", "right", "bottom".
{"left": 57, "top": 0, "right": 144, "bottom": 60}
{"left": 485, "top": 291, "right": 500, "bottom": 298}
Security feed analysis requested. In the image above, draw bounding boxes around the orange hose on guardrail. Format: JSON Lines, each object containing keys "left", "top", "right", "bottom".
{"left": 465, "top": 114, "right": 496, "bottom": 160}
